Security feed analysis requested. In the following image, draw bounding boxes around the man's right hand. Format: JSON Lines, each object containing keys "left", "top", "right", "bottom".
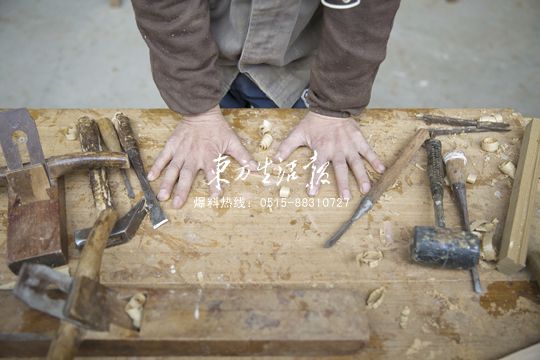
{"left": 148, "top": 105, "right": 257, "bottom": 209}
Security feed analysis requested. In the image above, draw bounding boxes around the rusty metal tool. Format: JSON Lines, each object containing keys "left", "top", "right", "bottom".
{"left": 113, "top": 112, "right": 168, "bottom": 229}
{"left": 444, "top": 150, "right": 482, "bottom": 294}
{"left": 0, "top": 109, "right": 129, "bottom": 274}
{"left": 324, "top": 128, "right": 430, "bottom": 248}
{"left": 13, "top": 116, "right": 138, "bottom": 360}
{"left": 74, "top": 117, "right": 146, "bottom": 248}
{"left": 96, "top": 117, "right": 135, "bottom": 198}
{"left": 417, "top": 113, "right": 510, "bottom": 131}
{"left": 410, "top": 143, "right": 481, "bottom": 290}
{"left": 74, "top": 198, "right": 146, "bottom": 249}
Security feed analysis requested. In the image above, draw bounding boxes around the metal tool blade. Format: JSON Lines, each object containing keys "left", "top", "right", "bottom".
{"left": 127, "top": 148, "right": 168, "bottom": 229}
{"left": 121, "top": 168, "right": 136, "bottom": 198}
{"left": 74, "top": 199, "right": 146, "bottom": 249}
{"left": 0, "top": 108, "right": 45, "bottom": 170}
{"left": 470, "top": 266, "right": 483, "bottom": 294}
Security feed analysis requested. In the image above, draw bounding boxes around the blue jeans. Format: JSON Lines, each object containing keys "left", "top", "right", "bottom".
{"left": 220, "top": 74, "right": 307, "bottom": 109}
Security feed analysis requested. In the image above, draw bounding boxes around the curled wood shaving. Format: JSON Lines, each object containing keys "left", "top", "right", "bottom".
{"left": 356, "top": 250, "right": 383, "bottom": 268}
{"left": 498, "top": 161, "right": 516, "bottom": 179}
{"left": 125, "top": 292, "right": 147, "bottom": 329}
{"left": 481, "top": 137, "right": 499, "bottom": 152}
{"left": 466, "top": 173, "right": 477, "bottom": 184}
{"left": 65, "top": 125, "right": 78, "bottom": 141}
{"left": 400, "top": 306, "right": 411, "bottom": 329}
{"left": 366, "top": 286, "right": 386, "bottom": 309}
{"left": 259, "top": 133, "right": 273, "bottom": 150}
{"left": 259, "top": 120, "right": 272, "bottom": 135}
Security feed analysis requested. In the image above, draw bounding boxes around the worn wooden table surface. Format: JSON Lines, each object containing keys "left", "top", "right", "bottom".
{"left": 0, "top": 108, "right": 539, "bottom": 359}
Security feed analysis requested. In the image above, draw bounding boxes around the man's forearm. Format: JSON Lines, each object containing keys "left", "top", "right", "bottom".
{"left": 131, "top": 0, "right": 221, "bottom": 115}
{"left": 308, "top": 0, "right": 401, "bottom": 118}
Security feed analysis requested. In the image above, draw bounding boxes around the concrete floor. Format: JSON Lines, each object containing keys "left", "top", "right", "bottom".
{"left": 0, "top": 0, "right": 539, "bottom": 116}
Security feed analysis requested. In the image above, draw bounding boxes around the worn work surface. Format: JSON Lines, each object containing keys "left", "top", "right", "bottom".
{"left": 0, "top": 108, "right": 539, "bottom": 359}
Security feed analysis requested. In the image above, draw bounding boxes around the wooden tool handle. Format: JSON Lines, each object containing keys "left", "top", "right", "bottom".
{"left": 113, "top": 113, "right": 138, "bottom": 152}
{"left": 46, "top": 322, "right": 82, "bottom": 360}
{"left": 368, "top": 128, "right": 430, "bottom": 201}
{"left": 77, "top": 117, "right": 113, "bottom": 210}
{"left": 96, "top": 117, "right": 123, "bottom": 152}
{"left": 444, "top": 151, "right": 467, "bottom": 185}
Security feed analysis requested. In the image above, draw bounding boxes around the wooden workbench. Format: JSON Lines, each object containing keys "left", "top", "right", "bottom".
{"left": 0, "top": 108, "right": 539, "bottom": 359}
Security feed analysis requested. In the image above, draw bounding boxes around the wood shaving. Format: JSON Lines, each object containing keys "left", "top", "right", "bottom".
{"left": 259, "top": 119, "right": 272, "bottom": 135}
{"left": 279, "top": 186, "right": 290, "bottom": 198}
{"left": 415, "top": 163, "right": 426, "bottom": 171}
{"left": 65, "top": 125, "right": 78, "bottom": 141}
{"left": 366, "top": 286, "right": 386, "bottom": 309}
{"left": 125, "top": 292, "right": 147, "bottom": 329}
{"left": 479, "top": 113, "right": 503, "bottom": 123}
{"left": 466, "top": 173, "right": 477, "bottom": 184}
{"left": 400, "top": 306, "right": 411, "bottom": 329}
{"left": 259, "top": 133, "right": 273, "bottom": 150}
{"left": 197, "top": 271, "right": 204, "bottom": 283}
{"left": 356, "top": 250, "right": 383, "bottom": 268}
{"left": 498, "top": 161, "right": 516, "bottom": 179}
{"left": 481, "top": 137, "right": 499, "bottom": 152}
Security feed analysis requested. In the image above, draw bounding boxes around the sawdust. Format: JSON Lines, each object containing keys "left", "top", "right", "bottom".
{"left": 356, "top": 250, "right": 383, "bottom": 268}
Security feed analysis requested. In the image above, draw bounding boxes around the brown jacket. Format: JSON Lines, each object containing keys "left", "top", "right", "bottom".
{"left": 131, "top": 0, "right": 400, "bottom": 117}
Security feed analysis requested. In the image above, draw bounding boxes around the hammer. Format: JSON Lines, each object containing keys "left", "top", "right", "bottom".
{"left": 410, "top": 141, "right": 481, "bottom": 293}
{"left": 45, "top": 117, "right": 129, "bottom": 359}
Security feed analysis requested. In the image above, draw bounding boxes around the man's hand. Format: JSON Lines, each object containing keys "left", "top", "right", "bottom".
{"left": 274, "top": 111, "right": 385, "bottom": 200}
{"left": 148, "top": 106, "right": 257, "bottom": 208}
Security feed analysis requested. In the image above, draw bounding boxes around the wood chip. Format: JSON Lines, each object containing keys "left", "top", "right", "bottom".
{"left": 259, "top": 119, "right": 272, "bottom": 135}
{"left": 279, "top": 186, "right": 290, "bottom": 198}
{"left": 498, "top": 161, "right": 516, "bottom": 179}
{"left": 259, "top": 133, "right": 273, "bottom": 150}
{"left": 125, "top": 292, "right": 147, "bottom": 329}
{"left": 466, "top": 173, "right": 477, "bottom": 184}
{"left": 399, "top": 306, "right": 411, "bottom": 329}
{"left": 356, "top": 250, "right": 383, "bottom": 268}
{"left": 65, "top": 125, "right": 78, "bottom": 141}
{"left": 366, "top": 286, "right": 386, "bottom": 309}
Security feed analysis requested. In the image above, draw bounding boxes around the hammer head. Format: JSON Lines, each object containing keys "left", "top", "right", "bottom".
{"left": 410, "top": 226, "right": 480, "bottom": 269}
{"left": 74, "top": 199, "right": 146, "bottom": 249}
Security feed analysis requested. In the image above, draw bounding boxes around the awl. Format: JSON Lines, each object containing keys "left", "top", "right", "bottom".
{"left": 113, "top": 112, "right": 168, "bottom": 229}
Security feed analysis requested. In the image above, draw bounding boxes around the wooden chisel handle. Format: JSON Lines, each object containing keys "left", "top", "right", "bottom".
{"left": 112, "top": 112, "right": 138, "bottom": 152}
{"left": 367, "top": 128, "right": 430, "bottom": 201}
{"left": 96, "top": 117, "right": 123, "bottom": 152}
{"left": 77, "top": 117, "right": 113, "bottom": 210}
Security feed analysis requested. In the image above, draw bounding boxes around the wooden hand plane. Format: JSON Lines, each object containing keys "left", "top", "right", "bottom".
{"left": 0, "top": 109, "right": 129, "bottom": 273}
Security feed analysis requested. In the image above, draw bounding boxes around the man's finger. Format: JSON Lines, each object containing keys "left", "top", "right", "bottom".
{"left": 227, "top": 136, "right": 258, "bottom": 171}
{"left": 274, "top": 129, "right": 305, "bottom": 163}
{"left": 347, "top": 153, "right": 371, "bottom": 194}
{"left": 352, "top": 132, "right": 385, "bottom": 173}
{"left": 157, "top": 158, "right": 184, "bottom": 201}
{"left": 332, "top": 155, "right": 351, "bottom": 200}
{"left": 148, "top": 147, "right": 173, "bottom": 181}
{"left": 306, "top": 151, "right": 329, "bottom": 197}
{"left": 204, "top": 167, "right": 222, "bottom": 198}
{"left": 172, "top": 167, "right": 198, "bottom": 208}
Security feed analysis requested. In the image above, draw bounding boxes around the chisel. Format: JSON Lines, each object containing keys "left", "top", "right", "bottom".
{"left": 113, "top": 112, "right": 168, "bottom": 229}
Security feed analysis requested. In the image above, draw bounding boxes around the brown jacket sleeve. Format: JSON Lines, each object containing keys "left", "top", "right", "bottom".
{"left": 131, "top": 0, "right": 221, "bottom": 115}
{"left": 308, "top": 0, "right": 401, "bottom": 118}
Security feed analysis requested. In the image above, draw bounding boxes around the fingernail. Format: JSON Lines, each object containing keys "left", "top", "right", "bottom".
{"left": 377, "top": 164, "right": 386, "bottom": 173}
{"left": 147, "top": 171, "right": 155, "bottom": 181}
{"left": 342, "top": 189, "right": 351, "bottom": 200}
{"left": 308, "top": 186, "right": 317, "bottom": 197}
{"left": 361, "top": 183, "right": 371, "bottom": 193}
{"left": 158, "top": 189, "right": 168, "bottom": 200}
{"left": 172, "top": 195, "right": 182, "bottom": 208}
{"left": 274, "top": 153, "right": 283, "bottom": 163}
